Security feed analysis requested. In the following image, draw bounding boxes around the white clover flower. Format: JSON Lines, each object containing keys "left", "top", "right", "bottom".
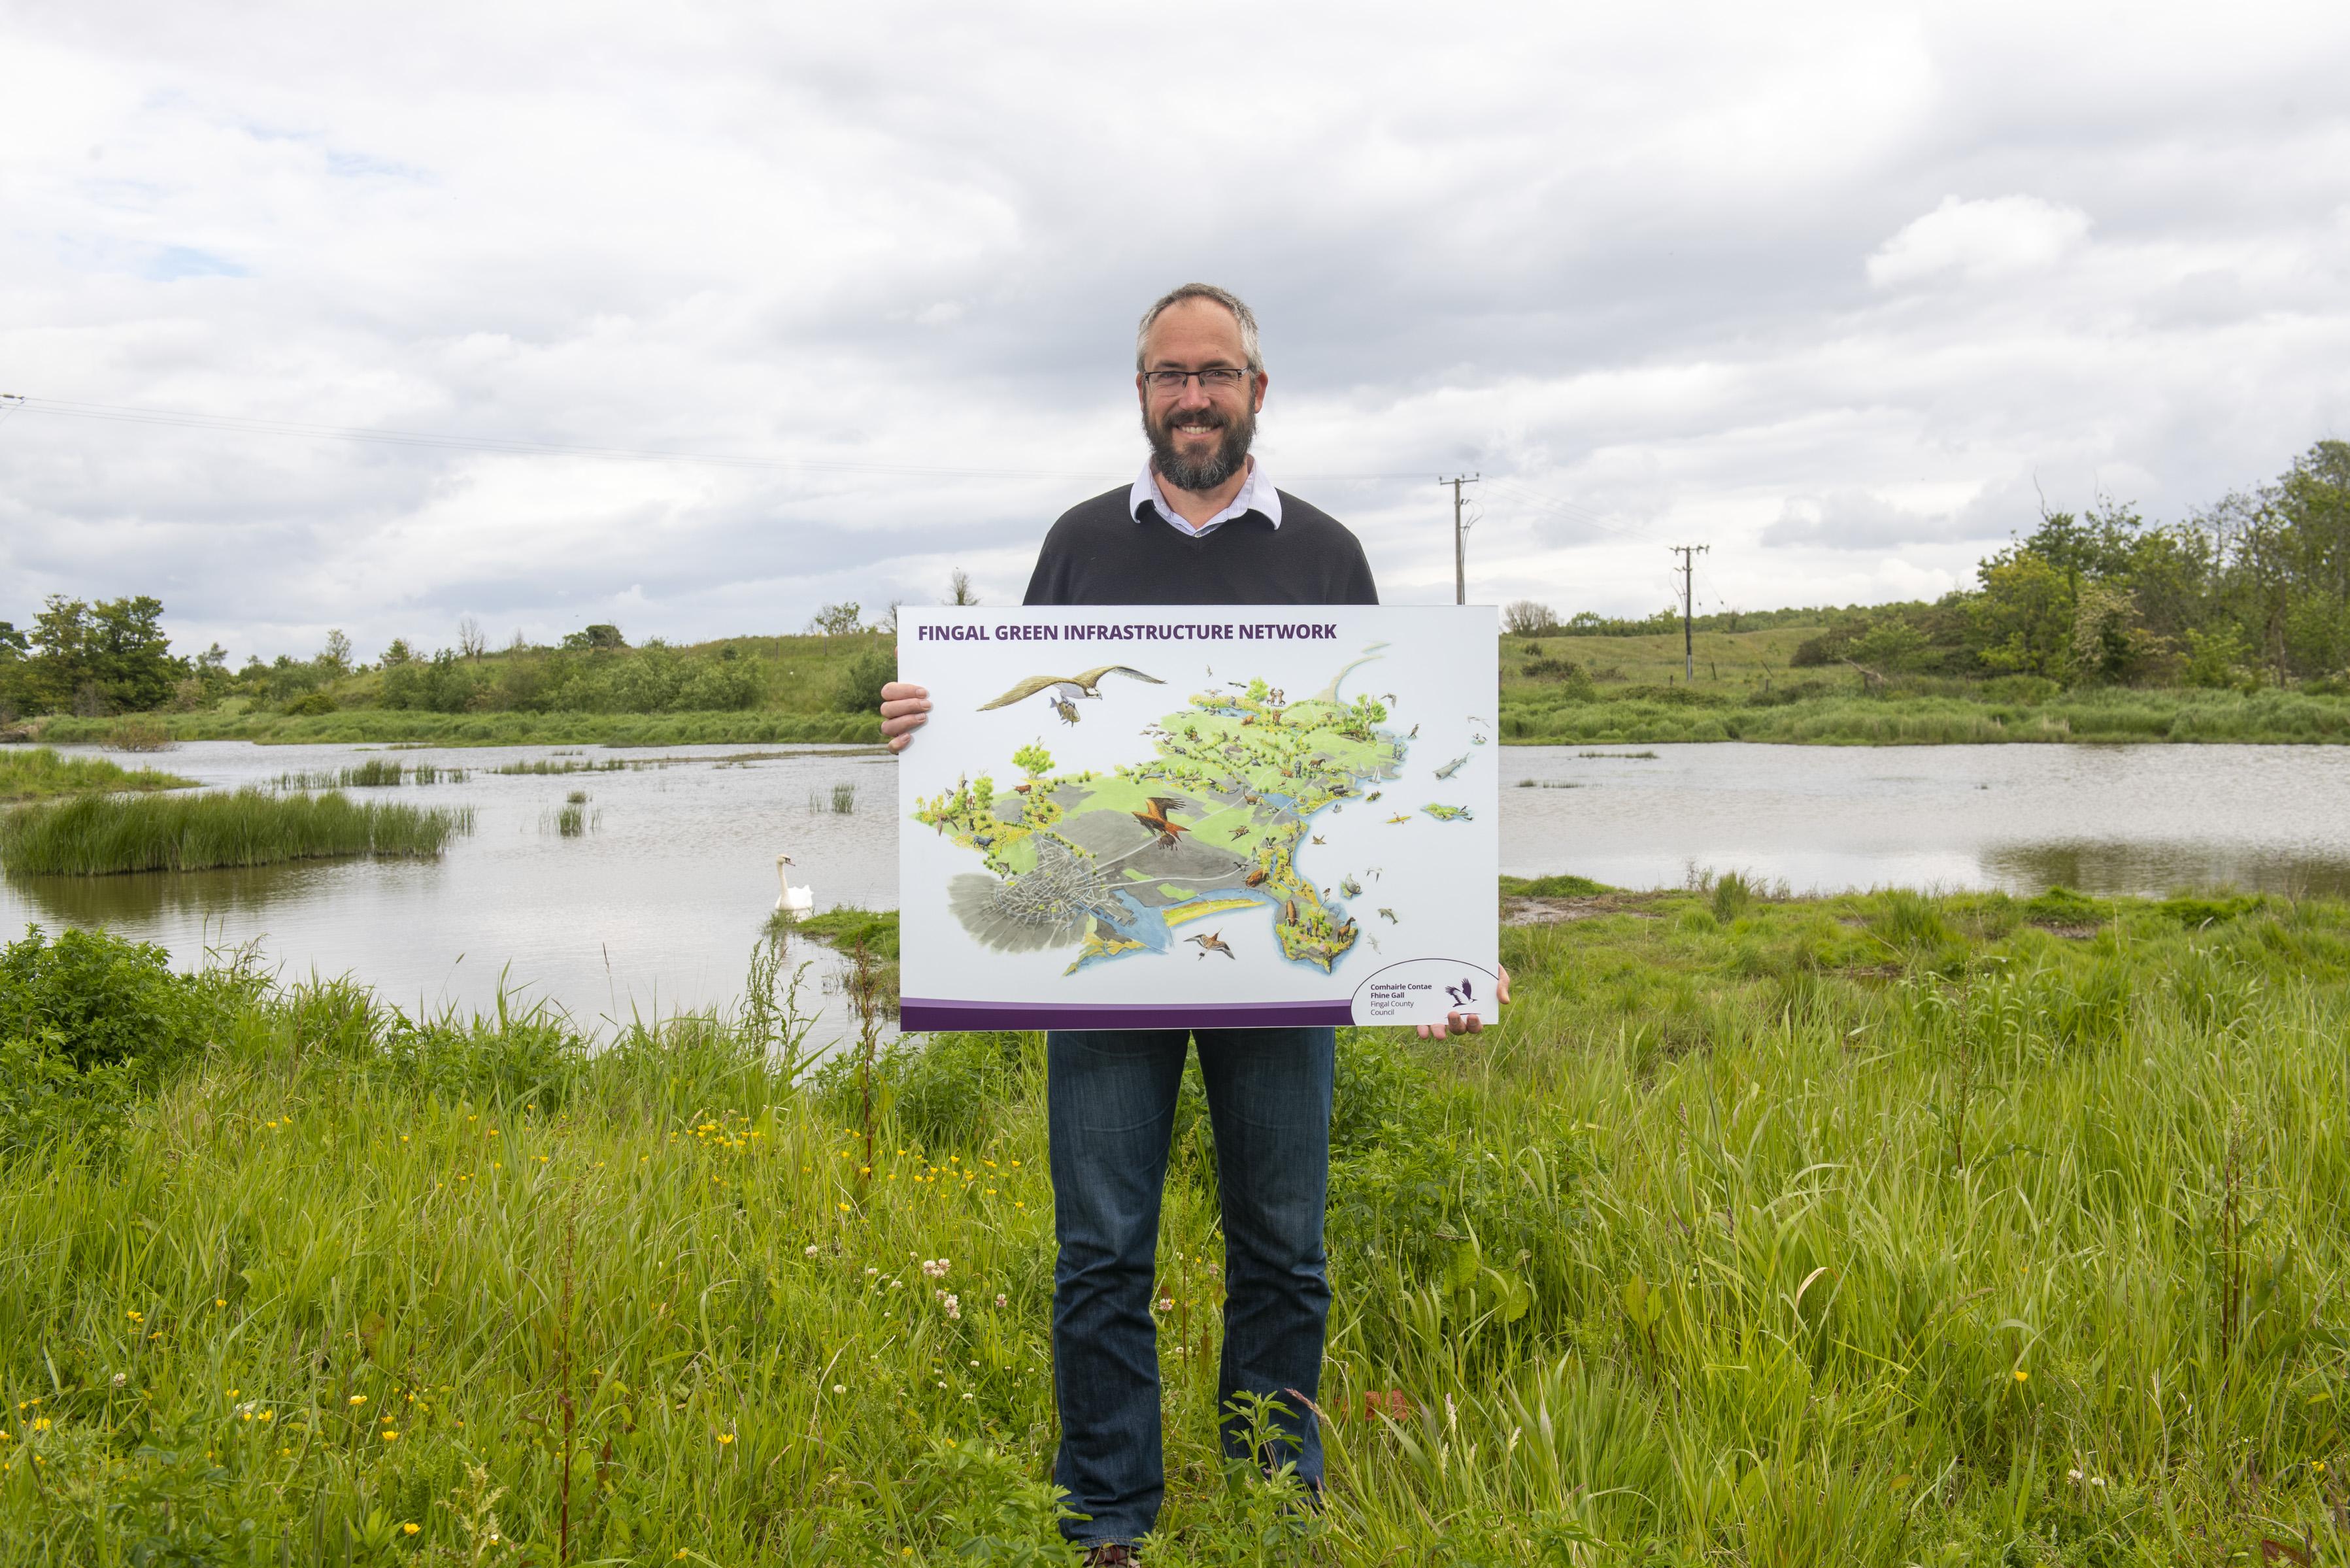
{"left": 921, "top": 1258, "right": 950, "bottom": 1280}
{"left": 831, "top": 1384, "right": 847, "bottom": 1395}
{"left": 805, "top": 1244, "right": 820, "bottom": 1257}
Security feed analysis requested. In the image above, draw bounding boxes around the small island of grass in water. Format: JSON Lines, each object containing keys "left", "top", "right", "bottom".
{"left": 0, "top": 787, "right": 473, "bottom": 875}
{"left": 0, "top": 746, "right": 196, "bottom": 803}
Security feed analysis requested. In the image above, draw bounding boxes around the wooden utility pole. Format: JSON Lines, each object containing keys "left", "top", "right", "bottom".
{"left": 1670, "top": 544, "right": 1709, "bottom": 680}
{"left": 1441, "top": 475, "right": 1479, "bottom": 604}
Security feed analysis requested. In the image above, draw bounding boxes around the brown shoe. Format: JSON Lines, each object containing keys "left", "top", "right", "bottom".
{"left": 1083, "top": 1547, "right": 1140, "bottom": 1567}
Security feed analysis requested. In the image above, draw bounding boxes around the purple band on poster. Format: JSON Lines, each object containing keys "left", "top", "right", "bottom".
{"left": 898, "top": 998, "right": 1356, "bottom": 1031}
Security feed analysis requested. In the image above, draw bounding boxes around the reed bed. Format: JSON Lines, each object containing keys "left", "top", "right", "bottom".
{"left": 494, "top": 756, "right": 632, "bottom": 776}
{"left": 271, "top": 759, "right": 472, "bottom": 790}
{"left": 0, "top": 788, "right": 474, "bottom": 874}
{"left": 3, "top": 886, "right": 2346, "bottom": 1563}
{"left": 0, "top": 746, "right": 193, "bottom": 803}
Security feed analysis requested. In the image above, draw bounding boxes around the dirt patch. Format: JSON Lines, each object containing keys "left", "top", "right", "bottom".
{"left": 1503, "top": 895, "right": 1661, "bottom": 927}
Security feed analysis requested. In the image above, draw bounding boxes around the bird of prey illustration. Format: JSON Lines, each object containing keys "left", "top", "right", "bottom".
{"left": 1188, "top": 931, "right": 1235, "bottom": 960}
{"left": 1377, "top": 907, "right": 1398, "bottom": 924}
{"left": 1407, "top": 723, "right": 1420, "bottom": 739}
{"left": 1434, "top": 754, "right": 1469, "bottom": 780}
{"left": 1131, "top": 796, "right": 1190, "bottom": 848}
{"left": 1311, "top": 834, "right": 1325, "bottom": 845}
{"left": 979, "top": 665, "right": 1165, "bottom": 724}
{"left": 1445, "top": 977, "right": 1475, "bottom": 1009}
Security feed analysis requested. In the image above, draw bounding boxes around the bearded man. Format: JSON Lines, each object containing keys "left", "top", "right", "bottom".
{"left": 880, "top": 284, "right": 1498, "bottom": 1564}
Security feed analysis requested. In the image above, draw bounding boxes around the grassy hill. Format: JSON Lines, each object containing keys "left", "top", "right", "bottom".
{"left": 27, "top": 622, "right": 2350, "bottom": 748}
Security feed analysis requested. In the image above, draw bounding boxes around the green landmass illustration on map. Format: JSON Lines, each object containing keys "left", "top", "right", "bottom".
{"left": 913, "top": 652, "right": 1445, "bottom": 975}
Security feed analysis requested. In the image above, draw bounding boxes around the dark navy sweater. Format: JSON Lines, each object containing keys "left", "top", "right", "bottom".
{"left": 1022, "top": 485, "right": 1380, "bottom": 607}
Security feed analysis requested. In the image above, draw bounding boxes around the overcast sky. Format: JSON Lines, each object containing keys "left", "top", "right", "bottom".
{"left": 4, "top": 1, "right": 2347, "bottom": 663}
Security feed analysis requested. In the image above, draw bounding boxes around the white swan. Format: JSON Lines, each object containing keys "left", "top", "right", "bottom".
{"left": 775, "top": 852, "right": 814, "bottom": 916}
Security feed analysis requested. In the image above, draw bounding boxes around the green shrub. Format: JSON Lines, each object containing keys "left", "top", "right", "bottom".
{"left": 0, "top": 1030, "right": 144, "bottom": 1159}
{"left": 0, "top": 926, "right": 252, "bottom": 1161}
{"left": 831, "top": 644, "right": 896, "bottom": 715}
{"left": 0, "top": 925, "right": 233, "bottom": 1078}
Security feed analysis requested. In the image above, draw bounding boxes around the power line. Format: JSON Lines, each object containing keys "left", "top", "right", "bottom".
{"left": 1481, "top": 476, "right": 1659, "bottom": 544}
{"left": 1440, "top": 473, "right": 1479, "bottom": 605}
{"left": 1670, "top": 543, "right": 1709, "bottom": 680}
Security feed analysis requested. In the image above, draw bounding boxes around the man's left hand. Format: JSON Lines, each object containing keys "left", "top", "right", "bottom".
{"left": 1417, "top": 965, "right": 1510, "bottom": 1039}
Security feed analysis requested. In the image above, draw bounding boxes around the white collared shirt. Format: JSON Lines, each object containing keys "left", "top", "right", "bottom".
{"left": 1129, "top": 457, "right": 1284, "bottom": 538}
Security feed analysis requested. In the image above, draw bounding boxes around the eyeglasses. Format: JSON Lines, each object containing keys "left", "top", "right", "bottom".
{"left": 1141, "top": 367, "right": 1251, "bottom": 392}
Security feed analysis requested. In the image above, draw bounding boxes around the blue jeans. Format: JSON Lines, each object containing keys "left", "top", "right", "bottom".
{"left": 1047, "top": 1026, "right": 1335, "bottom": 1548}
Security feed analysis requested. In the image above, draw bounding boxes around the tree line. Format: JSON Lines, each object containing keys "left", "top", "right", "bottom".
{"left": 1504, "top": 440, "right": 2350, "bottom": 690}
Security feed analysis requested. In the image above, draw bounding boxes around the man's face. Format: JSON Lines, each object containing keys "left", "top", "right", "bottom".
{"left": 1137, "top": 297, "right": 1268, "bottom": 493}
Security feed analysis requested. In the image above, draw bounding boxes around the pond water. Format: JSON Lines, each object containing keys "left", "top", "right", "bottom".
{"left": 6, "top": 739, "right": 2348, "bottom": 1039}
{"left": 1501, "top": 742, "right": 2350, "bottom": 897}
{"left": 2, "top": 742, "right": 901, "bottom": 1050}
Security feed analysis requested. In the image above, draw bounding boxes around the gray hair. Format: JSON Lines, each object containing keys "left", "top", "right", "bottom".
{"left": 1135, "top": 282, "right": 1263, "bottom": 374}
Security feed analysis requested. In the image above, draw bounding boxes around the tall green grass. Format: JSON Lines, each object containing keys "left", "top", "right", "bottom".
{"left": 0, "top": 746, "right": 194, "bottom": 803}
{"left": 0, "top": 788, "right": 474, "bottom": 874}
{"left": 3, "top": 889, "right": 2347, "bottom": 1563}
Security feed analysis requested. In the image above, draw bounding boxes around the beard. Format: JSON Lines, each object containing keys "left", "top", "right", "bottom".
{"left": 1145, "top": 401, "right": 1255, "bottom": 493}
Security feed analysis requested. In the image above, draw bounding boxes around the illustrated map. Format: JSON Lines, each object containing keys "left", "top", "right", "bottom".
{"left": 911, "top": 653, "right": 1479, "bottom": 976}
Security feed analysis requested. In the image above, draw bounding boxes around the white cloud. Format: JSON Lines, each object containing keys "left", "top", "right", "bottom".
{"left": 1, "top": 1, "right": 2347, "bottom": 658}
{"left": 1867, "top": 195, "right": 2093, "bottom": 288}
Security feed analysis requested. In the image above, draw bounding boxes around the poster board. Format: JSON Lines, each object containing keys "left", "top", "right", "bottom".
{"left": 897, "top": 606, "right": 1498, "bottom": 1031}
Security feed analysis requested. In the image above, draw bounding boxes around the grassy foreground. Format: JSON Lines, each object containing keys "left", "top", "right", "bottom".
{"left": 0, "top": 748, "right": 193, "bottom": 803}
{"left": 5, "top": 886, "right": 2349, "bottom": 1565}
{"left": 0, "top": 789, "right": 473, "bottom": 875}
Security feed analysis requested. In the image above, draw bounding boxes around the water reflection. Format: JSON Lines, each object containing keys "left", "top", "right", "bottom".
{"left": 1981, "top": 841, "right": 2350, "bottom": 899}
{"left": 8, "top": 860, "right": 354, "bottom": 926}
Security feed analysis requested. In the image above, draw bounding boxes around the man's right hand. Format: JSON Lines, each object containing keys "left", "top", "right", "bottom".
{"left": 881, "top": 681, "right": 930, "bottom": 752}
